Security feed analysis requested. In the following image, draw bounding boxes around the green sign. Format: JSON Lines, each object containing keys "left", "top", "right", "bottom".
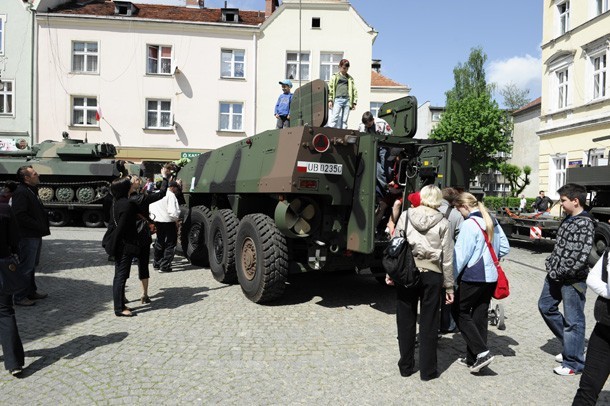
{"left": 181, "top": 152, "right": 201, "bottom": 159}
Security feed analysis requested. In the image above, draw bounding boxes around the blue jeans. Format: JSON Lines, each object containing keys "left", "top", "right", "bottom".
{"left": 538, "top": 276, "right": 587, "bottom": 372}
{"left": 329, "top": 97, "right": 350, "bottom": 129}
{"left": 14, "top": 237, "right": 42, "bottom": 302}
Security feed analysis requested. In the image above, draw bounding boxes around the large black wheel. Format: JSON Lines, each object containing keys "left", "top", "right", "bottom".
{"left": 236, "top": 213, "right": 288, "bottom": 303}
{"left": 177, "top": 205, "right": 190, "bottom": 256}
{"left": 82, "top": 209, "right": 104, "bottom": 228}
{"left": 208, "top": 209, "right": 239, "bottom": 284}
{"left": 589, "top": 222, "right": 610, "bottom": 267}
{"left": 186, "top": 205, "right": 212, "bottom": 267}
{"left": 48, "top": 209, "right": 70, "bottom": 227}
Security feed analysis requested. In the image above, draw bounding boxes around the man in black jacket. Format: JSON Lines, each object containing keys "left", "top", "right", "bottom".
{"left": 12, "top": 166, "right": 51, "bottom": 306}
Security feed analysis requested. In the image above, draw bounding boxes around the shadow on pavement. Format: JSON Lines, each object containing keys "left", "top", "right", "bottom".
{"left": 270, "top": 270, "right": 395, "bottom": 314}
{"left": 37, "top": 239, "right": 113, "bottom": 272}
{"left": 131, "top": 285, "right": 229, "bottom": 315}
{"left": 17, "top": 332, "right": 128, "bottom": 376}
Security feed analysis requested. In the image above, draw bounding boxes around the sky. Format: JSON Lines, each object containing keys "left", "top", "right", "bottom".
{"left": 174, "top": 0, "right": 544, "bottom": 108}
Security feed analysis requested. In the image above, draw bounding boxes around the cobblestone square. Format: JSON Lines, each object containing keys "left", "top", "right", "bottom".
{"left": 1, "top": 227, "right": 609, "bottom": 405}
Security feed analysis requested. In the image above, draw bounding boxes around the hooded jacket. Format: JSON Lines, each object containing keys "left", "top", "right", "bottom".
{"left": 395, "top": 205, "right": 454, "bottom": 292}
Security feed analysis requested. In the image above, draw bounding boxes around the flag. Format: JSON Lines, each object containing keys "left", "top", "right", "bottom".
{"left": 95, "top": 105, "right": 103, "bottom": 121}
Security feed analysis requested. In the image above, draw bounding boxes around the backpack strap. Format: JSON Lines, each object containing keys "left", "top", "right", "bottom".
{"left": 444, "top": 206, "right": 453, "bottom": 220}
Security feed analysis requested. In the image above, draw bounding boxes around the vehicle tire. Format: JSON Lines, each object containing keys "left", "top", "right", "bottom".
{"left": 589, "top": 222, "right": 610, "bottom": 267}
{"left": 186, "top": 205, "right": 211, "bottom": 267}
{"left": 208, "top": 209, "right": 239, "bottom": 284}
{"left": 82, "top": 209, "right": 104, "bottom": 228}
{"left": 178, "top": 205, "right": 190, "bottom": 256}
{"left": 235, "top": 213, "right": 288, "bottom": 303}
{"left": 496, "top": 304, "right": 506, "bottom": 330}
{"left": 48, "top": 209, "right": 70, "bottom": 227}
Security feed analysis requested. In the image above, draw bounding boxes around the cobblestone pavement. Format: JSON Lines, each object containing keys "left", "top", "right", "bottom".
{"left": 1, "top": 227, "right": 609, "bottom": 405}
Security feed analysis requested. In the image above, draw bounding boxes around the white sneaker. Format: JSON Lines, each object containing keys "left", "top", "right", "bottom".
{"left": 555, "top": 353, "right": 563, "bottom": 363}
{"left": 554, "top": 366, "right": 578, "bottom": 376}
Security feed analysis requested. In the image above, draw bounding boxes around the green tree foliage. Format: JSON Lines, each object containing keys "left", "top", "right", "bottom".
{"left": 499, "top": 163, "right": 531, "bottom": 197}
{"left": 432, "top": 47, "right": 513, "bottom": 176}
{"left": 499, "top": 82, "right": 531, "bottom": 111}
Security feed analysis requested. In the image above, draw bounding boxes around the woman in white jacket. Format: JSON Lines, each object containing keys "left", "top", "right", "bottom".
{"left": 573, "top": 251, "right": 610, "bottom": 405}
{"left": 390, "top": 185, "right": 454, "bottom": 381}
{"left": 452, "top": 192, "right": 510, "bottom": 373}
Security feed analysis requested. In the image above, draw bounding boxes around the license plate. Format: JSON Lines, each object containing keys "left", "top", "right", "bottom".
{"left": 296, "top": 161, "right": 343, "bottom": 175}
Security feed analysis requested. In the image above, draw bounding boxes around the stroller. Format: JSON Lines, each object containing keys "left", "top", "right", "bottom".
{"left": 488, "top": 300, "right": 506, "bottom": 330}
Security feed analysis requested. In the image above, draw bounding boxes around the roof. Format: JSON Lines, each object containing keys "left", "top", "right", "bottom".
{"left": 512, "top": 97, "right": 541, "bottom": 115}
{"left": 371, "top": 70, "right": 406, "bottom": 88}
{"left": 49, "top": 0, "right": 267, "bottom": 25}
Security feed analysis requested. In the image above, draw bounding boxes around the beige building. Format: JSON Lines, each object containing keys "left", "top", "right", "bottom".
{"left": 35, "top": 0, "right": 407, "bottom": 162}
{"left": 369, "top": 68, "right": 410, "bottom": 119}
{"left": 510, "top": 97, "right": 541, "bottom": 198}
{"left": 539, "top": 0, "right": 610, "bottom": 199}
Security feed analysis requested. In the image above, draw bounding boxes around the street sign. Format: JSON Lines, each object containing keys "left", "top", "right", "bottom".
{"left": 181, "top": 151, "right": 201, "bottom": 159}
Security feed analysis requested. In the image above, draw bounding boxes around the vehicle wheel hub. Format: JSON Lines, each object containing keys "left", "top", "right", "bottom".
{"left": 241, "top": 237, "right": 256, "bottom": 281}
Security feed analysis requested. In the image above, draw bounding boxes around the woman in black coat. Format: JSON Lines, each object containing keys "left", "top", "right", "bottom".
{"left": 108, "top": 177, "right": 140, "bottom": 317}
{"left": 128, "top": 168, "right": 170, "bottom": 304}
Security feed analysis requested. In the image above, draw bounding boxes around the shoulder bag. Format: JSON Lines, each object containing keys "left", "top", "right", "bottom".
{"left": 382, "top": 211, "right": 420, "bottom": 288}
{"left": 102, "top": 202, "right": 118, "bottom": 256}
{"left": 472, "top": 219, "right": 510, "bottom": 300}
{"left": 0, "top": 254, "right": 27, "bottom": 295}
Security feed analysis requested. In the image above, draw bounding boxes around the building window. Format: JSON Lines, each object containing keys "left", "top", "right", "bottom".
{"left": 557, "top": 1, "right": 570, "bottom": 35}
{"left": 286, "top": 52, "right": 310, "bottom": 81}
{"left": 596, "top": 0, "right": 609, "bottom": 15}
{"left": 585, "top": 148, "right": 606, "bottom": 166}
{"left": 146, "top": 99, "right": 172, "bottom": 129}
{"left": 221, "top": 49, "right": 245, "bottom": 78}
{"left": 72, "top": 96, "right": 98, "bottom": 126}
{"left": 219, "top": 102, "right": 243, "bottom": 131}
{"left": 550, "top": 155, "right": 567, "bottom": 196}
{"left": 312, "top": 17, "right": 321, "bottom": 28}
{"left": 557, "top": 68, "right": 569, "bottom": 109}
{"left": 432, "top": 112, "right": 443, "bottom": 122}
{"left": 592, "top": 53, "right": 607, "bottom": 100}
{"left": 147, "top": 45, "right": 172, "bottom": 75}
{"left": 0, "top": 79, "right": 13, "bottom": 116}
{"left": 320, "top": 52, "right": 343, "bottom": 81}
{"left": 0, "top": 15, "right": 5, "bottom": 55}
{"left": 370, "top": 102, "right": 384, "bottom": 117}
{"left": 72, "top": 41, "right": 98, "bottom": 73}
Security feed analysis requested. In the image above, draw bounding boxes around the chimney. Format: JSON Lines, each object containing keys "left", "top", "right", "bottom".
{"left": 186, "top": 0, "right": 204, "bottom": 8}
{"left": 371, "top": 59, "right": 381, "bottom": 73}
{"left": 265, "top": 0, "right": 279, "bottom": 18}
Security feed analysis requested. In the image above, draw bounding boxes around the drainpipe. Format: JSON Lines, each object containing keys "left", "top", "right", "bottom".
{"left": 29, "top": 2, "right": 36, "bottom": 143}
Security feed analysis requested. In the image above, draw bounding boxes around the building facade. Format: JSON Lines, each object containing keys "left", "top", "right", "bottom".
{"left": 34, "top": 0, "right": 406, "bottom": 162}
{"left": 0, "top": 0, "right": 36, "bottom": 149}
{"left": 539, "top": 0, "right": 610, "bottom": 199}
{"left": 510, "top": 97, "right": 541, "bottom": 198}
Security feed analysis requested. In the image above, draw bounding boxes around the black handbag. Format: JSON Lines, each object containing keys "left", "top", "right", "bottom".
{"left": 381, "top": 212, "right": 420, "bottom": 289}
{"left": 0, "top": 254, "right": 27, "bottom": 295}
{"left": 102, "top": 202, "right": 118, "bottom": 256}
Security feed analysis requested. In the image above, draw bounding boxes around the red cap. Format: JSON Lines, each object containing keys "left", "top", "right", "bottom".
{"left": 407, "top": 192, "right": 421, "bottom": 208}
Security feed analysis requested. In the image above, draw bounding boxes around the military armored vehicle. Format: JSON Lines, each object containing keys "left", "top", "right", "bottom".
{"left": 0, "top": 133, "right": 141, "bottom": 227}
{"left": 177, "top": 80, "right": 471, "bottom": 303}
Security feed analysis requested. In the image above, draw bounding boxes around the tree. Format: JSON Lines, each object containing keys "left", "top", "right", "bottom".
{"left": 499, "top": 163, "right": 531, "bottom": 197}
{"left": 431, "top": 47, "right": 513, "bottom": 175}
{"left": 499, "top": 82, "right": 531, "bottom": 111}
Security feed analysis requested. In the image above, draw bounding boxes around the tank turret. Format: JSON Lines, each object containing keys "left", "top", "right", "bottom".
{"left": 0, "top": 133, "right": 141, "bottom": 227}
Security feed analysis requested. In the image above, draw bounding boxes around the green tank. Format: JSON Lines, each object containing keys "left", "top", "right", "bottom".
{"left": 0, "top": 133, "right": 141, "bottom": 227}
{"left": 177, "top": 79, "right": 471, "bottom": 303}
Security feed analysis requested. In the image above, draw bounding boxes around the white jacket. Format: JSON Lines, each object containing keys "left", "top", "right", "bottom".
{"left": 149, "top": 190, "right": 180, "bottom": 223}
{"left": 587, "top": 254, "right": 610, "bottom": 299}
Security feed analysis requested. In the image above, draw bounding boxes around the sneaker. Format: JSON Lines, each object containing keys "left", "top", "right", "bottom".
{"left": 470, "top": 354, "right": 494, "bottom": 373}
{"left": 9, "top": 368, "right": 23, "bottom": 376}
{"left": 158, "top": 268, "right": 172, "bottom": 273}
{"left": 28, "top": 291, "right": 48, "bottom": 300}
{"left": 554, "top": 366, "right": 578, "bottom": 376}
{"left": 456, "top": 357, "right": 474, "bottom": 368}
{"left": 555, "top": 353, "right": 563, "bottom": 363}
{"left": 153, "top": 262, "right": 160, "bottom": 270}
{"left": 14, "top": 298, "right": 36, "bottom": 306}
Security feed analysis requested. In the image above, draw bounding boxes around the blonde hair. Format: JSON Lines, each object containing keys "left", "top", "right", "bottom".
{"left": 419, "top": 185, "right": 443, "bottom": 209}
{"left": 454, "top": 192, "right": 495, "bottom": 240}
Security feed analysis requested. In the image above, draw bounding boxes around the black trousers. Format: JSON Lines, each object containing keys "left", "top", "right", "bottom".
{"left": 153, "top": 222, "right": 177, "bottom": 271}
{"left": 573, "top": 323, "right": 610, "bottom": 405}
{"left": 0, "top": 293, "right": 24, "bottom": 370}
{"left": 137, "top": 244, "right": 151, "bottom": 280}
{"left": 396, "top": 271, "right": 442, "bottom": 380}
{"left": 112, "top": 248, "right": 132, "bottom": 314}
{"left": 451, "top": 281, "right": 496, "bottom": 364}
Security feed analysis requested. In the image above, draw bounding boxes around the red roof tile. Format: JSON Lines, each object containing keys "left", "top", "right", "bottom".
{"left": 512, "top": 96, "right": 541, "bottom": 115}
{"left": 50, "top": 0, "right": 266, "bottom": 25}
{"left": 371, "top": 70, "right": 405, "bottom": 87}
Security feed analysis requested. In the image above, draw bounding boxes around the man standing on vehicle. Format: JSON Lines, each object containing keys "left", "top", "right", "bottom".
{"left": 12, "top": 166, "right": 51, "bottom": 306}
{"left": 533, "top": 190, "right": 553, "bottom": 213}
{"left": 538, "top": 183, "right": 594, "bottom": 376}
